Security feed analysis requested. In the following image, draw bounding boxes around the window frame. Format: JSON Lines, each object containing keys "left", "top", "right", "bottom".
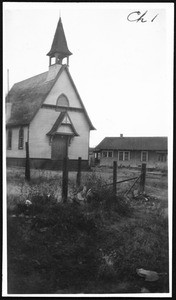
{"left": 118, "top": 151, "right": 124, "bottom": 161}
{"left": 102, "top": 151, "right": 108, "bottom": 158}
{"left": 141, "top": 151, "right": 148, "bottom": 162}
{"left": 158, "top": 153, "right": 167, "bottom": 162}
{"left": 118, "top": 151, "right": 130, "bottom": 161}
{"left": 56, "top": 94, "right": 69, "bottom": 109}
{"left": 18, "top": 127, "right": 24, "bottom": 150}
{"left": 124, "top": 151, "right": 130, "bottom": 161}
{"left": 108, "top": 151, "right": 113, "bottom": 158}
{"left": 7, "top": 129, "right": 12, "bottom": 150}
{"left": 102, "top": 151, "right": 113, "bottom": 158}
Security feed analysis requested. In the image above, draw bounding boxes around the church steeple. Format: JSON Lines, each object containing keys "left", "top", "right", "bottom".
{"left": 47, "top": 18, "right": 72, "bottom": 67}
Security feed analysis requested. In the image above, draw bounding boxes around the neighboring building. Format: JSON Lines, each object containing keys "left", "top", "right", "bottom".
{"left": 6, "top": 18, "right": 95, "bottom": 170}
{"left": 94, "top": 135, "right": 167, "bottom": 170}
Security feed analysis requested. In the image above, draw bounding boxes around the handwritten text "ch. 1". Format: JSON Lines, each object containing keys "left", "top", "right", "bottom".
{"left": 127, "top": 10, "right": 158, "bottom": 23}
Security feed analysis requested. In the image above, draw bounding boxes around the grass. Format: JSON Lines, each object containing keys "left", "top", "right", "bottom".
{"left": 6, "top": 167, "right": 169, "bottom": 294}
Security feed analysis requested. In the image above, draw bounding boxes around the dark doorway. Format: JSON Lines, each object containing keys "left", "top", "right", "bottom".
{"left": 51, "top": 135, "right": 68, "bottom": 160}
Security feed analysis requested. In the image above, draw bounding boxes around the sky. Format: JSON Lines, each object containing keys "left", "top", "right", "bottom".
{"left": 3, "top": 2, "right": 174, "bottom": 147}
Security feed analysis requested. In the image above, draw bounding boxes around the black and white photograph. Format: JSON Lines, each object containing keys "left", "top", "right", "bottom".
{"left": 3, "top": 2, "right": 173, "bottom": 296}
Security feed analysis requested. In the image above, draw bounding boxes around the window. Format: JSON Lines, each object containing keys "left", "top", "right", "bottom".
{"left": 124, "top": 151, "right": 130, "bottom": 161}
{"left": 118, "top": 151, "right": 130, "bottom": 161}
{"left": 7, "top": 129, "right": 12, "bottom": 149}
{"left": 95, "top": 152, "right": 101, "bottom": 160}
{"left": 108, "top": 151, "right": 113, "bottom": 158}
{"left": 158, "top": 154, "right": 167, "bottom": 162}
{"left": 56, "top": 94, "right": 69, "bottom": 108}
{"left": 18, "top": 127, "right": 24, "bottom": 149}
{"left": 141, "top": 151, "right": 148, "bottom": 162}
{"left": 102, "top": 151, "right": 113, "bottom": 158}
{"left": 102, "top": 151, "right": 108, "bottom": 158}
{"left": 119, "top": 151, "right": 123, "bottom": 161}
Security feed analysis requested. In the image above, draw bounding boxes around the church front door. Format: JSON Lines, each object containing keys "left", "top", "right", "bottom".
{"left": 51, "top": 135, "right": 68, "bottom": 160}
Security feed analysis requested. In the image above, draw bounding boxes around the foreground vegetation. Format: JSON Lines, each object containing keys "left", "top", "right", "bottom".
{"left": 7, "top": 167, "right": 169, "bottom": 294}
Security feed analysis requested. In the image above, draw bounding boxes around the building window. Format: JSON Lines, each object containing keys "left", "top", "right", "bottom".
{"left": 118, "top": 151, "right": 130, "bottom": 161}
{"left": 102, "top": 151, "right": 113, "bottom": 158}
{"left": 102, "top": 151, "right": 108, "bottom": 158}
{"left": 158, "top": 153, "right": 167, "bottom": 162}
{"left": 18, "top": 127, "right": 24, "bottom": 149}
{"left": 56, "top": 94, "right": 69, "bottom": 109}
{"left": 124, "top": 151, "right": 130, "bottom": 161}
{"left": 141, "top": 151, "right": 148, "bottom": 162}
{"left": 119, "top": 151, "right": 123, "bottom": 161}
{"left": 7, "top": 129, "right": 12, "bottom": 149}
{"left": 108, "top": 151, "right": 113, "bottom": 158}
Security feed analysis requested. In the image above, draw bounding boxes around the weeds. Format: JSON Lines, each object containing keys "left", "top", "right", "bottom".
{"left": 6, "top": 168, "right": 169, "bottom": 294}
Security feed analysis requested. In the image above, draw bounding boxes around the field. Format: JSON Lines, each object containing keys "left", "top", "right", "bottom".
{"left": 6, "top": 166, "right": 169, "bottom": 295}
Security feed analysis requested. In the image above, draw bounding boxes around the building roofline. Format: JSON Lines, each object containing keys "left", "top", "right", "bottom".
{"left": 6, "top": 65, "right": 96, "bottom": 131}
{"left": 65, "top": 66, "right": 96, "bottom": 131}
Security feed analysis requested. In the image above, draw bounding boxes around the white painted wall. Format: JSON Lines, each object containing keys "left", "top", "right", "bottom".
{"left": 44, "top": 69, "right": 82, "bottom": 108}
{"left": 29, "top": 108, "right": 90, "bottom": 160}
{"left": 68, "top": 111, "right": 89, "bottom": 160}
{"left": 6, "top": 126, "right": 28, "bottom": 157}
{"left": 57, "top": 125, "right": 73, "bottom": 134}
{"left": 29, "top": 108, "right": 59, "bottom": 158}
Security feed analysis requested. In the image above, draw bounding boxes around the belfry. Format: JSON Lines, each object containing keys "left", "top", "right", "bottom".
{"left": 47, "top": 18, "right": 72, "bottom": 66}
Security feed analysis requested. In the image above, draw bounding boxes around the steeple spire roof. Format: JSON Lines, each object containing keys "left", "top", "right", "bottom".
{"left": 47, "top": 18, "right": 72, "bottom": 59}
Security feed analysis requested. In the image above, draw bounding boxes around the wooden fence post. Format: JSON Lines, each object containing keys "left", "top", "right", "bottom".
{"left": 113, "top": 161, "right": 117, "bottom": 196}
{"left": 140, "top": 163, "right": 146, "bottom": 193}
{"left": 25, "top": 141, "right": 30, "bottom": 181}
{"left": 76, "top": 157, "right": 82, "bottom": 188}
{"left": 62, "top": 156, "right": 69, "bottom": 202}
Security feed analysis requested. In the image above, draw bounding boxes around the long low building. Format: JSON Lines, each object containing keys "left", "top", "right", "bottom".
{"left": 94, "top": 135, "right": 167, "bottom": 170}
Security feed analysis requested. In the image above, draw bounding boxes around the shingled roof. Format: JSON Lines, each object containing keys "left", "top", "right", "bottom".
{"left": 95, "top": 137, "right": 167, "bottom": 151}
{"left": 6, "top": 69, "right": 60, "bottom": 127}
{"left": 6, "top": 65, "right": 95, "bottom": 130}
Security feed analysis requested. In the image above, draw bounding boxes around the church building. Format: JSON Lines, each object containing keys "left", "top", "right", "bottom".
{"left": 6, "top": 18, "right": 95, "bottom": 170}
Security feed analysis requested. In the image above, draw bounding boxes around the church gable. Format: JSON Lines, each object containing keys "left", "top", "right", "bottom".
{"left": 46, "top": 111, "right": 79, "bottom": 137}
{"left": 43, "top": 67, "right": 82, "bottom": 109}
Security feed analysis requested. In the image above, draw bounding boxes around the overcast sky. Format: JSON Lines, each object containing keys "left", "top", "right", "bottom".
{"left": 3, "top": 2, "right": 174, "bottom": 147}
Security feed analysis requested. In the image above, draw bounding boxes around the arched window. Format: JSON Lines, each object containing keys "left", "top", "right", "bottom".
{"left": 18, "top": 127, "right": 24, "bottom": 149}
{"left": 56, "top": 94, "right": 69, "bottom": 108}
{"left": 7, "top": 129, "right": 12, "bottom": 150}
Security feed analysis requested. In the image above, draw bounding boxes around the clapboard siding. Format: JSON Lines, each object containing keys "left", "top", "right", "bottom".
{"left": 57, "top": 125, "right": 73, "bottom": 134}
{"left": 6, "top": 126, "right": 28, "bottom": 158}
{"left": 29, "top": 107, "right": 89, "bottom": 160}
{"left": 29, "top": 108, "right": 58, "bottom": 158}
{"left": 68, "top": 111, "right": 89, "bottom": 160}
